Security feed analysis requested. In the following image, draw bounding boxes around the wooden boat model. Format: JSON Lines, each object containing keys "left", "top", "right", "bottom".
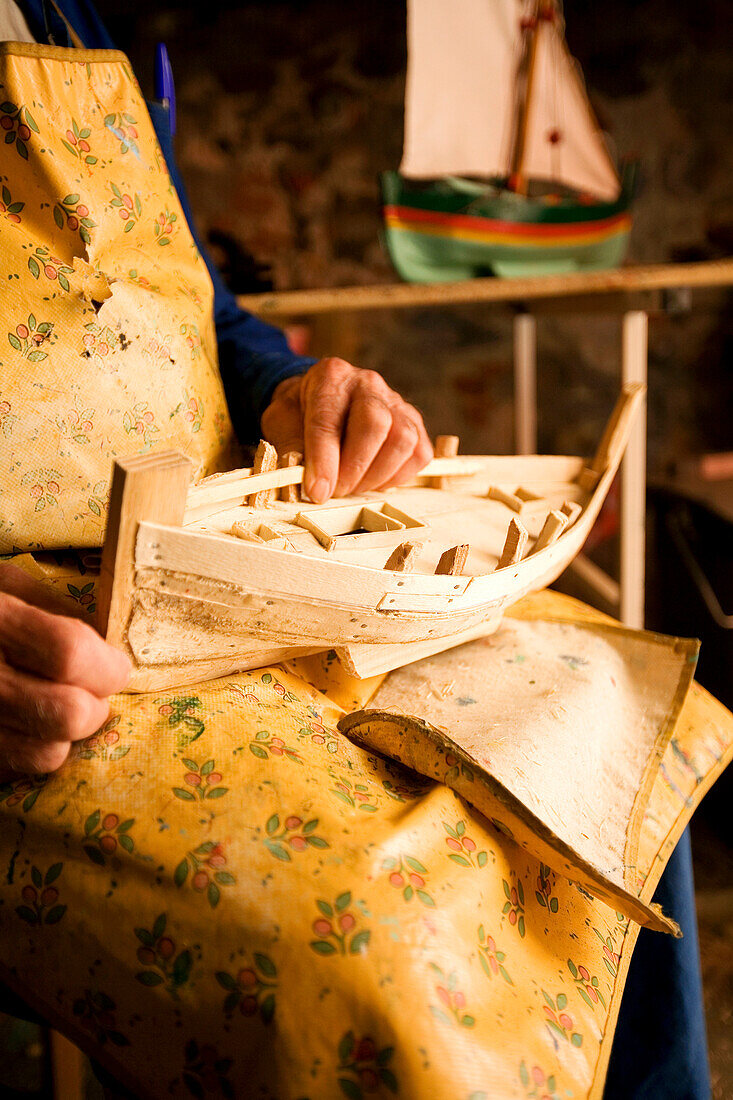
{"left": 97, "top": 384, "right": 644, "bottom": 692}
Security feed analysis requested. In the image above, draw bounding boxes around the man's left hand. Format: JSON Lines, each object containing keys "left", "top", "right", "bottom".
{"left": 261, "top": 358, "right": 433, "bottom": 504}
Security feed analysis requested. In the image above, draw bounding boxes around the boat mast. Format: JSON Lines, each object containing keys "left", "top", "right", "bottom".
{"left": 508, "top": 0, "right": 548, "bottom": 194}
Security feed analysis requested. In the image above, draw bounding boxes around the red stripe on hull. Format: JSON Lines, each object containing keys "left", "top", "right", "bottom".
{"left": 385, "top": 204, "right": 630, "bottom": 240}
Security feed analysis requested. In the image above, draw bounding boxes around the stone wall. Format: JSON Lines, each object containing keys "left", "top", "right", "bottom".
{"left": 104, "top": 0, "right": 732, "bottom": 467}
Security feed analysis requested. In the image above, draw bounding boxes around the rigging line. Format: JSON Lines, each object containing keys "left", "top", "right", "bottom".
{"left": 551, "top": 12, "right": 563, "bottom": 187}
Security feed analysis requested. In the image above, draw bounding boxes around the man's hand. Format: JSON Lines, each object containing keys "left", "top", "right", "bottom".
{"left": 261, "top": 358, "right": 434, "bottom": 503}
{"left": 0, "top": 565, "right": 131, "bottom": 777}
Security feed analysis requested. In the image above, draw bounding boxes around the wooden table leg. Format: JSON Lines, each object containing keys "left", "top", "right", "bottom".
{"left": 513, "top": 313, "right": 537, "bottom": 455}
{"left": 620, "top": 310, "right": 648, "bottom": 628}
{"left": 51, "top": 1030, "right": 85, "bottom": 1100}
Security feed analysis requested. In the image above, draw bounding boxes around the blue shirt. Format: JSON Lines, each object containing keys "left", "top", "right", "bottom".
{"left": 17, "top": 0, "right": 316, "bottom": 443}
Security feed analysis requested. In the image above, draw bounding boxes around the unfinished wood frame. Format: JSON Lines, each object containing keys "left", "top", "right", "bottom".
{"left": 97, "top": 385, "right": 644, "bottom": 690}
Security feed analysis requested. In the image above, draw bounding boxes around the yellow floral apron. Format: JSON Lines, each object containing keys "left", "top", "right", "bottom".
{"left": 0, "top": 41, "right": 238, "bottom": 552}
{"left": 2, "top": 558, "right": 732, "bottom": 1099}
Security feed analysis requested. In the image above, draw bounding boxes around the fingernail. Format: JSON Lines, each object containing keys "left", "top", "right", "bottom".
{"left": 308, "top": 478, "right": 330, "bottom": 504}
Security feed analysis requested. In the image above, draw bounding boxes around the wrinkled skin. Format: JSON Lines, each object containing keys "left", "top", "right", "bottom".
{"left": 0, "top": 565, "right": 131, "bottom": 777}
{"left": 261, "top": 358, "right": 434, "bottom": 503}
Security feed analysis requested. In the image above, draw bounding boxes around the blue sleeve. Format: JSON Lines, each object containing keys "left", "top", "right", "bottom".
{"left": 29, "top": 0, "right": 316, "bottom": 444}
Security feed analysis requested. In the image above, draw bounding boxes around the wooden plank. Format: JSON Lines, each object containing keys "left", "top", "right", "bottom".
{"left": 278, "top": 450, "right": 303, "bottom": 503}
{"left": 496, "top": 518, "right": 528, "bottom": 569}
{"left": 415, "top": 453, "right": 585, "bottom": 485}
{"left": 247, "top": 440, "right": 278, "bottom": 508}
{"left": 97, "top": 451, "right": 192, "bottom": 652}
{"left": 238, "top": 258, "right": 733, "bottom": 318}
{"left": 337, "top": 615, "right": 501, "bottom": 678}
{"left": 430, "top": 434, "right": 459, "bottom": 489}
{"left": 183, "top": 453, "right": 587, "bottom": 524}
{"left": 436, "top": 544, "right": 469, "bottom": 575}
{"left": 384, "top": 541, "right": 422, "bottom": 572}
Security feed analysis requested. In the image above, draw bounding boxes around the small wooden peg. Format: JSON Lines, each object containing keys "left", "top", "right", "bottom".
{"left": 247, "top": 440, "right": 278, "bottom": 507}
{"left": 431, "top": 435, "right": 459, "bottom": 489}
{"left": 384, "top": 541, "right": 422, "bottom": 572}
{"left": 278, "top": 451, "right": 302, "bottom": 503}
{"left": 436, "top": 543, "right": 469, "bottom": 575}
{"left": 496, "top": 518, "right": 528, "bottom": 569}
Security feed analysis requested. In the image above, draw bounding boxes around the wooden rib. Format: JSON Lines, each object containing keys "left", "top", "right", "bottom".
{"left": 560, "top": 501, "right": 583, "bottom": 525}
{"left": 488, "top": 486, "right": 525, "bottom": 512}
{"left": 578, "top": 467, "right": 601, "bottom": 492}
{"left": 496, "top": 518, "right": 528, "bottom": 570}
{"left": 295, "top": 510, "right": 335, "bottom": 550}
{"left": 431, "top": 434, "right": 459, "bottom": 489}
{"left": 278, "top": 451, "right": 302, "bottom": 503}
{"left": 361, "top": 507, "right": 404, "bottom": 533}
{"left": 515, "top": 486, "right": 542, "bottom": 502}
{"left": 247, "top": 440, "right": 278, "bottom": 507}
{"left": 230, "top": 521, "right": 265, "bottom": 543}
{"left": 436, "top": 544, "right": 469, "bottom": 576}
{"left": 384, "top": 541, "right": 422, "bottom": 573}
{"left": 532, "top": 509, "right": 569, "bottom": 553}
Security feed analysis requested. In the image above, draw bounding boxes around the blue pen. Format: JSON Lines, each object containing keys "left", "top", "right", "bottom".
{"left": 155, "top": 42, "right": 176, "bottom": 137}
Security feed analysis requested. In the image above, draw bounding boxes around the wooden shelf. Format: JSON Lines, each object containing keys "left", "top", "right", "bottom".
{"left": 239, "top": 258, "right": 733, "bottom": 319}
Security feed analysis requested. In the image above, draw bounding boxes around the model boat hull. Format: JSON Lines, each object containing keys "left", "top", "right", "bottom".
{"left": 381, "top": 168, "right": 635, "bottom": 282}
{"left": 96, "top": 386, "right": 644, "bottom": 692}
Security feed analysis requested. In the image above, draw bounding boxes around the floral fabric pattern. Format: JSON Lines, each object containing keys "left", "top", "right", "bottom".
{"left": 0, "top": 579, "right": 731, "bottom": 1099}
{"left": 0, "top": 43, "right": 237, "bottom": 552}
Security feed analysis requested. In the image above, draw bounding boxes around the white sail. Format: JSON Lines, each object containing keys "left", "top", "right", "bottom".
{"left": 401, "top": 0, "right": 520, "bottom": 180}
{"left": 401, "top": 0, "right": 621, "bottom": 203}
{"left": 519, "top": 18, "right": 620, "bottom": 201}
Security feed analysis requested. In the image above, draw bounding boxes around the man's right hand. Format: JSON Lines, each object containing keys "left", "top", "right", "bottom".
{"left": 0, "top": 564, "right": 131, "bottom": 777}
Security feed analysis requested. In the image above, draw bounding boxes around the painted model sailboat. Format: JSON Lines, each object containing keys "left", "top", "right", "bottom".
{"left": 381, "top": 0, "right": 635, "bottom": 281}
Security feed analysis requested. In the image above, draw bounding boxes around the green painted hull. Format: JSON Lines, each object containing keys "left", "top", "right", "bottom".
{"left": 380, "top": 168, "right": 636, "bottom": 283}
